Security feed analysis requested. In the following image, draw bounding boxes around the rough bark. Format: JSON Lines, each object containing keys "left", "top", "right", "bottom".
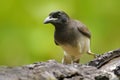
{"left": 0, "top": 49, "right": 120, "bottom": 80}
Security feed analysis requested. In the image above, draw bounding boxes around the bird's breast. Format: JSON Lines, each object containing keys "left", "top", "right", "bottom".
{"left": 54, "top": 29, "right": 78, "bottom": 46}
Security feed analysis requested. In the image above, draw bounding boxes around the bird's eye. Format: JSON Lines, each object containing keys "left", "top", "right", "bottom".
{"left": 57, "top": 14, "right": 61, "bottom": 17}
{"left": 52, "top": 13, "right": 60, "bottom": 18}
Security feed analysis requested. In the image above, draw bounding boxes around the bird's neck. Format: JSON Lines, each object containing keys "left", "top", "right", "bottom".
{"left": 54, "top": 23, "right": 68, "bottom": 31}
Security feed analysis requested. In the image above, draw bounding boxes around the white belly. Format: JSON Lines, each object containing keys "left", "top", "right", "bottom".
{"left": 60, "top": 36, "right": 90, "bottom": 60}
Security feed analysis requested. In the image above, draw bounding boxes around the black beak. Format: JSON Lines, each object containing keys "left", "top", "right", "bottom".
{"left": 44, "top": 16, "right": 58, "bottom": 24}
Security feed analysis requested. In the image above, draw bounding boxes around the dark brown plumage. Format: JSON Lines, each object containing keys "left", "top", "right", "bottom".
{"left": 44, "top": 11, "right": 95, "bottom": 64}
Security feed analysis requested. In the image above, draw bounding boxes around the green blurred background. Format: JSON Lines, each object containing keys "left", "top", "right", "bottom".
{"left": 0, "top": 0, "right": 120, "bottom": 66}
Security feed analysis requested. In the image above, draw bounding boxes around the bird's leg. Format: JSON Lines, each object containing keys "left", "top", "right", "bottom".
{"left": 62, "top": 55, "right": 72, "bottom": 64}
{"left": 73, "top": 59, "right": 80, "bottom": 63}
{"left": 62, "top": 52, "right": 72, "bottom": 64}
{"left": 87, "top": 50, "right": 97, "bottom": 58}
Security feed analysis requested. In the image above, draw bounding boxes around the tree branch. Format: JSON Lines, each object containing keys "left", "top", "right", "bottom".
{"left": 0, "top": 49, "right": 120, "bottom": 80}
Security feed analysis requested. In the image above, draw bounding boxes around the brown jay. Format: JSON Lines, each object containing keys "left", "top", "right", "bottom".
{"left": 44, "top": 11, "right": 95, "bottom": 64}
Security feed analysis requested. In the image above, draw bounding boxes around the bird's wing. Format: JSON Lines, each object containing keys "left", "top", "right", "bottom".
{"left": 76, "top": 21, "right": 91, "bottom": 38}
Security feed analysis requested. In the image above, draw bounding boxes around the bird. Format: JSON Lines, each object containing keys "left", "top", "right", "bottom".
{"left": 44, "top": 11, "right": 95, "bottom": 64}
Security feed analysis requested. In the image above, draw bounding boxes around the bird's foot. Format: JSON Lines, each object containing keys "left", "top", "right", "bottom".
{"left": 87, "top": 51, "right": 100, "bottom": 58}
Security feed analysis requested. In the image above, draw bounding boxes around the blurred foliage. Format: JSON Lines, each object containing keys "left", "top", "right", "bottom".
{"left": 0, "top": 0, "right": 120, "bottom": 66}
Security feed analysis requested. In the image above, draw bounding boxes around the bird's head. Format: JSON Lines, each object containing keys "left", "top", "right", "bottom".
{"left": 44, "top": 11, "right": 69, "bottom": 26}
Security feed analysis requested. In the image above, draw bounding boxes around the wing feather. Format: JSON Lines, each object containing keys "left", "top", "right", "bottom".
{"left": 76, "top": 20, "right": 91, "bottom": 38}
